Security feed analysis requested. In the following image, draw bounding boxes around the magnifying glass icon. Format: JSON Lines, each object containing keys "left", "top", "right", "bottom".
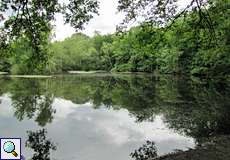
{"left": 3, "top": 141, "right": 18, "bottom": 157}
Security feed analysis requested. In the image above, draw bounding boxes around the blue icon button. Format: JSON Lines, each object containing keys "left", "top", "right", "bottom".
{"left": 3, "top": 141, "right": 18, "bottom": 157}
{"left": 0, "top": 138, "right": 21, "bottom": 160}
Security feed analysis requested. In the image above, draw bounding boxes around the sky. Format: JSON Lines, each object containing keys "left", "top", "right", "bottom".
{"left": 53, "top": 0, "right": 191, "bottom": 41}
{"left": 54, "top": 0, "right": 124, "bottom": 41}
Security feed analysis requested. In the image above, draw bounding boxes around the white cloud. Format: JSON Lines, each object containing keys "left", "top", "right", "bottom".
{"left": 53, "top": 13, "right": 76, "bottom": 41}
{"left": 53, "top": 0, "right": 192, "bottom": 41}
{"left": 0, "top": 95, "right": 13, "bottom": 117}
{"left": 51, "top": 99, "right": 195, "bottom": 155}
{"left": 53, "top": 0, "right": 124, "bottom": 41}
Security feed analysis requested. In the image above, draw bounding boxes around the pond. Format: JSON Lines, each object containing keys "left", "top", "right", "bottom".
{"left": 0, "top": 74, "right": 230, "bottom": 160}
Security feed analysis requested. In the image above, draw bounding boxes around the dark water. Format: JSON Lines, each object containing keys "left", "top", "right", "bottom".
{"left": 0, "top": 74, "right": 230, "bottom": 160}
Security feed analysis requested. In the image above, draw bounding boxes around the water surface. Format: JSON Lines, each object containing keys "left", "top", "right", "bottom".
{"left": 0, "top": 74, "right": 229, "bottom": 160}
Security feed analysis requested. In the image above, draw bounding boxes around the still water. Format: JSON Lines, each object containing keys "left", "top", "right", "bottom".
{"left": 0, "top": 74, "right": 229, "bottom": 160}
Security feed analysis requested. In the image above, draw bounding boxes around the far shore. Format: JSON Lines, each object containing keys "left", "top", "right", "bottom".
{"left": 0, "top": 72, "right": 52, "bottom": 78}
{"left": 0, "top": 70, "right": 153, "bottom": 76}
{"left": 5, "top": 75, "right": 53, "bottom": 78}
{"left": 1, "top": 71, "right": 230, "bottom": 80}
{"left": 0, "top": 72, "right": 8, "bottom": 75}
{"left": 68, "top": 70, "right": 107, "bottom": 74}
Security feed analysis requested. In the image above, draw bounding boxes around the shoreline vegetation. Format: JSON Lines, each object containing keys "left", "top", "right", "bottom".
{"left": 1, "top": 70, "right": 230, "bottom": 75}
{"left": 0, "top": 71, "right": 230, "bottom": 83}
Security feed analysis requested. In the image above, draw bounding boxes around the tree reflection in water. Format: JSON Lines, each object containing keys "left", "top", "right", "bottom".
{"left": 130, "top": 136, "right": 230, "bottom": 160}
{"left": 3, "top": 79, "right": 57, "bottom": 159}
{"left": 9, "top": 79, "right": 56, "bottom": 127}
{"left": 130, "top": 141, "right": 157, "bottom": 160}
{"left": 1, "top": 75, "right": 230, "bottom": 159}
{"left": 128, "top": 76, "right": 230, "bottom": 160}
{"left": 26, "top": 129, "right": 56, "bottom": 160}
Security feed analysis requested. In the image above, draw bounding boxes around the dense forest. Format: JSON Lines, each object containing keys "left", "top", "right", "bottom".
{"left": 0, "top": 0, "right": 229, "bottom": 76}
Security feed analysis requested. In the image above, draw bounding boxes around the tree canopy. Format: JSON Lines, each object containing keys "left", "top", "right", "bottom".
{"left": 118, "top": 0, "right": 216, "bottom": 28}
{"left": 0, "top": 0, "right": 99, "bottom": 72}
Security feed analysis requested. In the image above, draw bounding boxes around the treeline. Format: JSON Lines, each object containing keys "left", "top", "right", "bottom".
{"left": 49, "top": 0, "right": 230, "bottom": 76}
{"left": 0, "top": 0, "right": 229, "bottom": 76}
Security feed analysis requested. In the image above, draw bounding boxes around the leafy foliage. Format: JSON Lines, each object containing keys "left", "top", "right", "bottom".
{"left": 26, "top": 129, "right": 56, "bottom": 160}
{"left": 130, "top": 141, "right": 157, "bottom": 160}
{"left": 0, "top": 0, "right": 99, "bottom": 73}
{"left": 45, "top": 0, "right": 229, "bottom": 76}
{"left": 117, "top": 0, "right": 217, "bottom": 35}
